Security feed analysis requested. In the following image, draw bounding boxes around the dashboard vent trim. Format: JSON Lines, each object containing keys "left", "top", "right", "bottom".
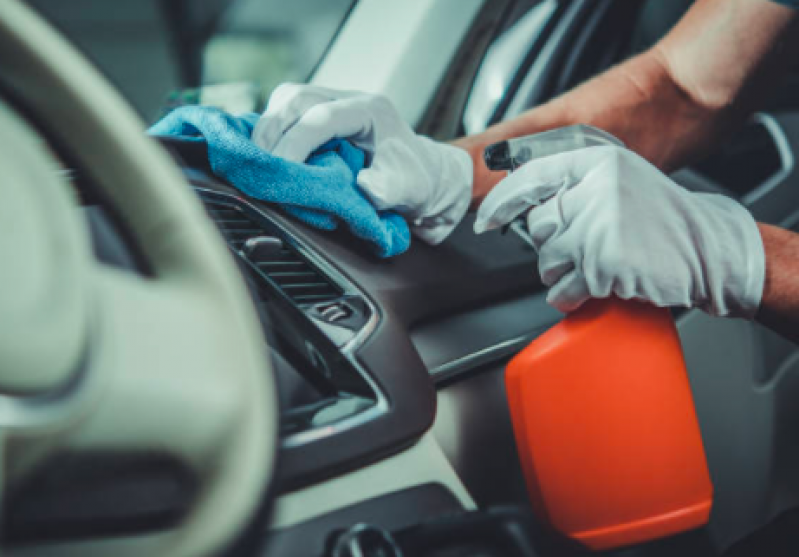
{"left": 195, "top": 188, "right": 386, "bottom": 449}
{"left": 205, "top": 200, "right": 342, "bottom": 306}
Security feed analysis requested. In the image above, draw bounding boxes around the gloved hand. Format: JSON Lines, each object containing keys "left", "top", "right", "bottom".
{"left": 474, "top": 145, "right": 766, "bottom": 318}
{"left": 253, "top": 84, "right": 473, "bottom": 244}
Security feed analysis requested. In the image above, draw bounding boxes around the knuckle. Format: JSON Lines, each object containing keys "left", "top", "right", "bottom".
{"left": 299, "top": 103, "right": 336, "bottom": 131}
{"left": 270, "top": 82, "right": 303, "bottom": 102}
{"left": 368, "top": 94, "right": 396, "bottom": 113}
{"left": 599, "top": 247, "right": 625, "bottom": 272}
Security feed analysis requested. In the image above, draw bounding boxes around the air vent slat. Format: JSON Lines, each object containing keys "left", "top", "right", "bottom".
{"left": 223, "top": 229, "right": 264, "bottom": 238}
{"left": 214, "top": 219, "right": 258, "bottom": 230}
{"left": 208, "top": 208, "right": 241, "bottom": 219}
{"left": 204, "top": 199, "right": 342, "bottom": 305}
{"left": 257, "top": 261, "right": 307, "bottom": 269}
{"left": 281, "top": 282, "right": 336, "bottom": 292}
{"left": 270, "top": 272, "right": 318, "bottom": 281}
{"left": 293, "top": 293, "right": 344, "bottom": 304}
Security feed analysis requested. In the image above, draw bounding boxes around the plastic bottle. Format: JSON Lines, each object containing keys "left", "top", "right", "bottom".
{"left": 506, "top": 299, "right": 713, "bottom": 550}
{"left": 484, "top": 127, "right": 713, "bottom": 550}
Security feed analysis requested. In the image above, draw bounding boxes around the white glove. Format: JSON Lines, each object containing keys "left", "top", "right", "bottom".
{"left": 474, "top": 145, "right": 765, "bottom": 318}
{"left": 253, "top": 84, "right": 473, "bottom": 244}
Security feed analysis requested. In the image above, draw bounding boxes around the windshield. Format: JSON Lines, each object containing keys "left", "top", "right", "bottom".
{"left": 202, "top": 0, "right": 354, "bottom": 112}
{"left": 27, "top": 0, "right": 355, "bottom": 122}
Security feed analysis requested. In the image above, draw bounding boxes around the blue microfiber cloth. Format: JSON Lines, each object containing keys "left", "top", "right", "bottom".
{"left": 149, "top": 106, "right": 410, "bottom": 258}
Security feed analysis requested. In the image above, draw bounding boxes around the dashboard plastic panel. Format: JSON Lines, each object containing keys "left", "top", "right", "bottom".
{"left": 162, "top": 137, "right": 554, "bottom": 490}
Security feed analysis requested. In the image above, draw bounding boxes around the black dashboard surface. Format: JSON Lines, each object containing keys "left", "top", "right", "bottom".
{"left": 155, "top": 139, "right": 559, "bottom": 488}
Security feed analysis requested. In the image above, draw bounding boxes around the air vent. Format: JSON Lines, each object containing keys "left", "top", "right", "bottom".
{"left": 205, "top": 205, "right": 261, "bottom": 250}
{"left": 205, "top": 200, "right": 342, "bottom": 305}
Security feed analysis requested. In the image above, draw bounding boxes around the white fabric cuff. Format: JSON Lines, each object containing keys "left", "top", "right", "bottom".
{"left": 410, "top": 139, "right": 473, "bottom": 245}
{"left": 727, "top": 199, "right": 766, "bottom": 319}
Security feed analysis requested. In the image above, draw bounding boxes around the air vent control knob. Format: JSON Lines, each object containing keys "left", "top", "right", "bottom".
{"left": 317, "top": 302, "right": 352, "bottom": 323}
{"left": 242, "top": 236, "right": 283, "bottom": 260}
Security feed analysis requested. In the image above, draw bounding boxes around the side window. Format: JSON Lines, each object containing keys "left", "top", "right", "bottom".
{"left": 462, "top": 0, "right": 559, "bottom": 135}
{"left": 202, "top": 0, "right": 355, "bottom": 112}
{"left": 461, "top": 0, "right": 654, "bottom": 135}
{"left": 25, "top": 0, "right": 184, "bottom": 122}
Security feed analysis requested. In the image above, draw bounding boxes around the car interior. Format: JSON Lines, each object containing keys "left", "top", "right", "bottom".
{"left": 4, "top": 0, "right": 799, "bottom": 556}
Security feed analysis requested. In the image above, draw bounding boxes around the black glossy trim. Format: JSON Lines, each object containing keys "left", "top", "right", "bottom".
{"left": 163, "top": 139, "right": 545, "bottom": 490}
{"left": 276, "top": 308, "right": 437, "bottom": 490}
{"left": 4, "top": 452, "right": 198, "bottom": 543}
{"left": 179, "top": 169, "right": 437, "bottom": 490}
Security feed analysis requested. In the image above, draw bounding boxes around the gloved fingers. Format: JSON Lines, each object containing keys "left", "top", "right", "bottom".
{"left": 539, "top": 254, "right": 575, "bottom": 288}
{"left": 524, "top": 186, "right": 568, "bottom": 252}
{"left": 264, "top": 83, "right": 344, "bottom": 118}
{"left": 358, "top": 167, "right": 399, "bottom": 213}
{"left": 533, "top": 186, "right": 620, "bottom": 303}
{"left": 253, "top": 84, "right": 361, "bottom": 153}
{"left": 473, "top": 145, "right": 624, "bottom": 234}
{"left": 254, "top": 84, "right": 333, "bottom": 152}
{"left": 545, "top": 269, "right": 592, "bottom": 313}
{"left": 536, "top": 223, "right": 574, "bottom": 287}
{"left": 271, "top": 100, "right": 373, "bottom": 163}
{"left": 474, "top": 172, "right": 566, "bottom": 234}
{"left": 358, "top": 141, "right": 473, "bottom": 246}
{"left": 357, "top": 138, "right": 428, "bottom": 213}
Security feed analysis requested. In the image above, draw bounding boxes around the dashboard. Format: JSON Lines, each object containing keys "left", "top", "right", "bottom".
{"left": 152, "top": 137, "right": 557, "bottom": 493}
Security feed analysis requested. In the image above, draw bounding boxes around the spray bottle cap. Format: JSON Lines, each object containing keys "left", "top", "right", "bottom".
{"left": 483, "top": 140, "right": 512, "bottom": 172}
{"left": 484, "top": 124, "right": 625, "bottom": 173}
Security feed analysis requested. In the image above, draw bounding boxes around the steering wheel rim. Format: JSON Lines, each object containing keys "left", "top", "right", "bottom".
{"left": 0, "top": 2, "right": 279, "bottom": 556}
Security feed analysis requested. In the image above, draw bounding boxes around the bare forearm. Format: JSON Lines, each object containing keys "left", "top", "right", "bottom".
{"left": 457, "top": 0, "right": 799, "bottom": 207}
{"left": 456, "top": 50, "right": 720, "bottom": 206}
{"left": 756, "top": 224, "right": 799, "bottom": 342}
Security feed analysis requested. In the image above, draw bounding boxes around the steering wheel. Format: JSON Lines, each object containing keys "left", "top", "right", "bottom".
{"left": 0, "top": 1, "right": 278, "bottom": 556}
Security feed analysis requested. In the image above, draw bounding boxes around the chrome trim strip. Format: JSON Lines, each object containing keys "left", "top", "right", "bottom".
{"left": 741, "top": 113, "right": 796, "bottom": 206}
{"left": 462, "top": 0, "right": 559, "bottom": 134}
{"left": 194, "top": 187, "right": 388, "bottom": 448}
{"left": 282, "top": 357, "right": 389, "bottom": 448}
{"left": 780, "top": 207, "right": 799, "bottom": 231}
{"left": 429, "top": 332, "right": 541, "bottom": 382}
{"left": 503, "top": 0, "right": 586, "bottom": 120}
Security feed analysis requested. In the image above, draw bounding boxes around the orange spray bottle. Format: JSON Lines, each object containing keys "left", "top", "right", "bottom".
{"left": 485, "top": 127, "right": 713, "bottom": 550}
